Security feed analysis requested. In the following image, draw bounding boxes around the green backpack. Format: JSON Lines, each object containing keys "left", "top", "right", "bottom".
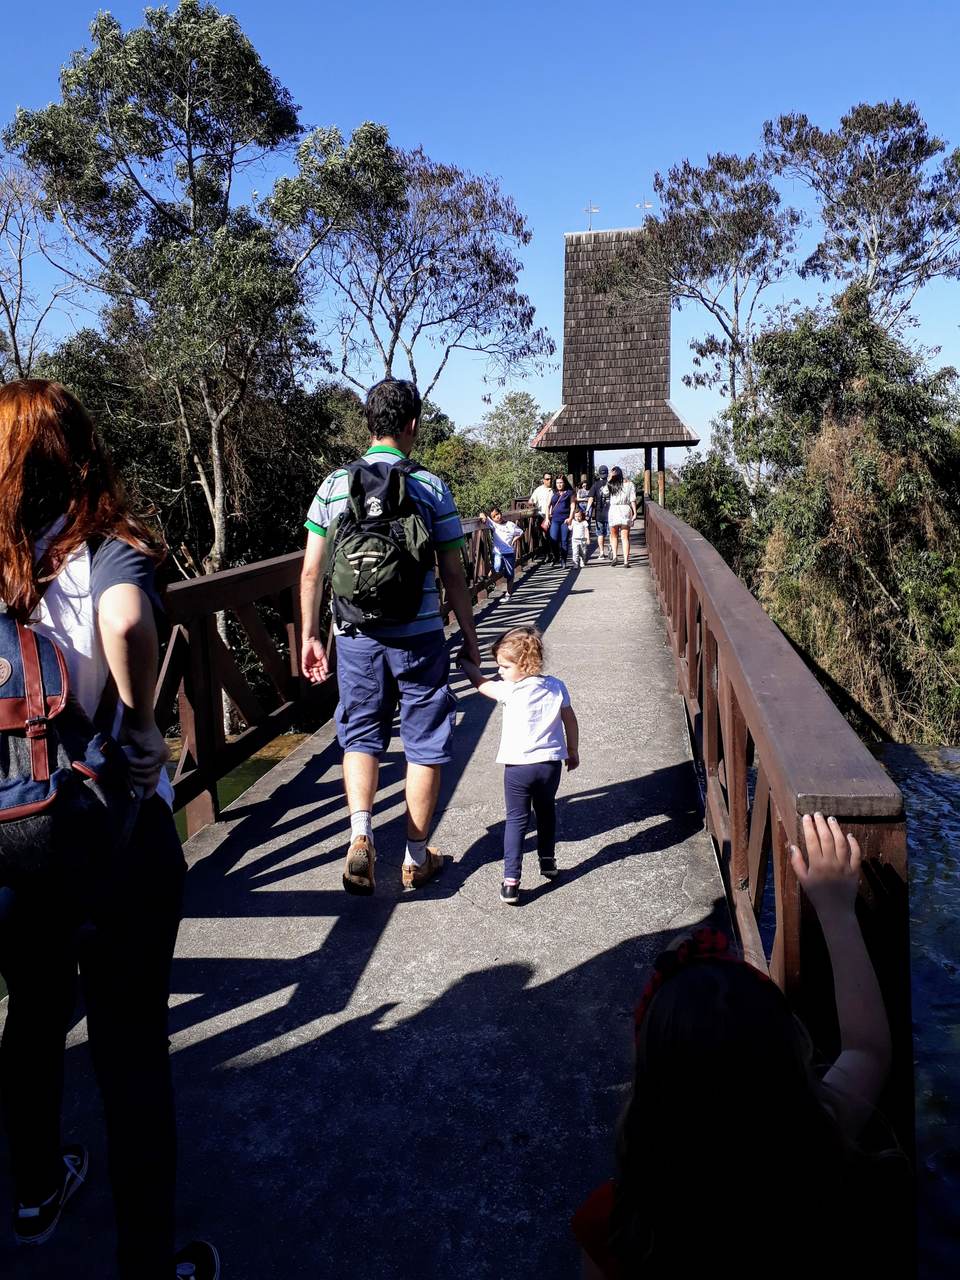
{"left": 327, "top": 458, "right": 435, "bottom": 633}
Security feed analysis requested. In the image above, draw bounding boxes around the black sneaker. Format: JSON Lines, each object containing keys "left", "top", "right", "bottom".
{"left": 539, "top": 857, "right": 559, "bottom": 879}
{"left": 500, "top": 881, "right": 520, "bottom": 905}
{"left": 175, "top": 1240, "right": 221, "bottom": 1279}
{"left": 13, "top": 1145, "right": 88, "bottom": 1245}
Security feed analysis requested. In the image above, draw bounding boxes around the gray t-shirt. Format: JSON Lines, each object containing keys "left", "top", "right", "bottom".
{"left": 90, "top": 537, "right": 164, "bottom": 620}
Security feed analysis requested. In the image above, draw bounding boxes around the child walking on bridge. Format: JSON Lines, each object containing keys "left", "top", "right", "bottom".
{"left": 459, "top": 626, "right": 579, "bottom": 905}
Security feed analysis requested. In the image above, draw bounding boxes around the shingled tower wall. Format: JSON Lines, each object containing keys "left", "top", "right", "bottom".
{"left": 534, "top": 228, "right": 698, "bottom": 477}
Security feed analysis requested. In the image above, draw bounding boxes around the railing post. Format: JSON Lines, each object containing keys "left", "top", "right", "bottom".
{"left": 183, "top": 613, "right": 223, "bottom": 836}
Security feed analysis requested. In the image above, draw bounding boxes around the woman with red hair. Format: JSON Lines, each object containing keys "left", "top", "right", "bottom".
{"left": 0, "top": 382, "right": 218, "bottom": 1278}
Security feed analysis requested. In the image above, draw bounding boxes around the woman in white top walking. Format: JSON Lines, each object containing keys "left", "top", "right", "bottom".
{"left": 607, "top": 466, "right": 638, "bottom": 567}
{"left": 459, "top": 626, "right": 579, "bottom": 904}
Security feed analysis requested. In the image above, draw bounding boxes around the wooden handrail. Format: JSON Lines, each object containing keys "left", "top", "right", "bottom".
{"left": 644, "top": 502, "right": 911, "bottom": 1141}
{"left": 156, "top": 507, "right": 540, "bottom": 837}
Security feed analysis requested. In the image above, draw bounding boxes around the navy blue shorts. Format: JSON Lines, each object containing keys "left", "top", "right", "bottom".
{"left": 594, "top": 515, "right": 609, "bottom": 536}
{"left": 334, "top": 630, "right": 457, "bottom": 765}
{"left": 493, "top": 549, "right": 516, "bottom": 579}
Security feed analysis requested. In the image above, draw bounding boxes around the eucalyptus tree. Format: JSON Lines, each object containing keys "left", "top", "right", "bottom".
{"left": 764, "top": 101, "right": 960, "bottom": 332}
{"left": 7, "top": 1, "right": 391, "bottom": 578}
{"left": 599, "top": 153, "right": 800, "bottom": 411}
{"left": 0, "top": 164, "right": 75, "bottom": 379}
{"left": 274, "top": 138, "right": 555, "bottom": 399}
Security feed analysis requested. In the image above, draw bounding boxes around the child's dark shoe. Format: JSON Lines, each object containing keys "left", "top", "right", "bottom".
{"left": 539, "top": 857, "right": 559, "bottom": 879}
{"left": 500, "top": 881, "right": 520, "bottom": 905}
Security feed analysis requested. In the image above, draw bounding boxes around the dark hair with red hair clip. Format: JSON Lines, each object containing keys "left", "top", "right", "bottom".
{"left": 633, "top": 927, "right": 770, "bottom": 1043}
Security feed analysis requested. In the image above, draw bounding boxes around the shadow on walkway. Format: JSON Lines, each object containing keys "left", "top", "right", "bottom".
{"left": 0, "top": 557, "right": 726, "bottom": 1279}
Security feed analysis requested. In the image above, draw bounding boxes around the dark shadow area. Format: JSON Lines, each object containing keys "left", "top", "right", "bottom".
{"left": 427, "top": 763, "right": 706, "bottom": 904}
{"left": 0, "top": 911, "right": 728, "bottom": 1280}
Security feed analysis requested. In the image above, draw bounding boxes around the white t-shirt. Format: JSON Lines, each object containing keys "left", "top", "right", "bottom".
{"left": 570, "top": 520, "right": 589, "bottom": 545}
{"left": 490, "top": 519, "right": 521, "bottom": 555}
{"left": 28, "top": 527, "right": 175, "bottom": 809}
{"left": 608, "top": 480, "right": 637, "bottom": 526}
{"left": 529, "top": 484, "right": 555, "bottom": 518}
{"left": 491, "top": 674, "right": 570, "bottom": 765}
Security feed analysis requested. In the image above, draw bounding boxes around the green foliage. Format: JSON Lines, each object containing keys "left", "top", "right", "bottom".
{"left": 666, "top": 448, "right": 754, "bottom": 574}
{"left": 764, "top": 101, "right": 960, "bottom": 330}
{"left": 598, "top": 152, "right": 799, "bottom": 406}
{"left": 5, "top": 2, "right": 403, "bottom": 575}
{"left": 283, "top": 140, "right": 556, "bottom": 398}
{"left": 476, "top": 392, "right": 563, "bottom": 504}
{"left": 752, "top": 294, "right": 960, "bottom": 742}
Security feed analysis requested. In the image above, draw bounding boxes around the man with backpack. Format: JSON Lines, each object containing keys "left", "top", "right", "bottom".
{"left": 299, "top": 379, "right": 482, "bottom": 896}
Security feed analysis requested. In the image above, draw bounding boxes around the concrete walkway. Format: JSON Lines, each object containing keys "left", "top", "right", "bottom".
{"left": 1, "top": 551, "right": 726, "bottom": 1279}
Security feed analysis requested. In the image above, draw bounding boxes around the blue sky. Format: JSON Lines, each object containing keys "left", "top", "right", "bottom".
{"left": 6, "top": 0, "right": 960, "bottom": 467}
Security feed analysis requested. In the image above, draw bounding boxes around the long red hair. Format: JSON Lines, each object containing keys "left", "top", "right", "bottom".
{"left": 0, "top": 379, "right": 164, "bottom": 617}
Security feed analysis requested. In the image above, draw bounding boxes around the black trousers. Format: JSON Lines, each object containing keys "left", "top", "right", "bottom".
{"left": 0, "top": 797, "right": 186, "bottom": 1278}
{"left": 502, "top": 761, "right": 562, "bottom": 880}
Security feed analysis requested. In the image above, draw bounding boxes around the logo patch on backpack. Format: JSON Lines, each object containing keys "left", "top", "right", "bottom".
{"left": 328, "top": 458, "right": 435, "bottom": 634}
{"left": 0, "top": 658, "right": 11, "bottom": 687}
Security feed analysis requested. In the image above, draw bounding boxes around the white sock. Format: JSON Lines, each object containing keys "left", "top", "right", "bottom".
{"left": 403, "top": 837, "right": 427, "bottom": 867}
{"left": 350, "top": 811, "right": 373, "bottom": 841}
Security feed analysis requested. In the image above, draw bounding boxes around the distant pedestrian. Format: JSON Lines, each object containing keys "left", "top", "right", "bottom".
{"left": 586, "top": 465, "right": 611, "bottom": 561}
{"left": 607, "top": 467, "right": 637, "bottom": 567}
{"left": 478, "top": 506, "right": 523, "bottom": 598}
{"left": 529, "top": 470, "right": 555, "bottom": 560}
{"left": 570, "top": 507, "right": 590, "bottom": 569}
{"left": 576, "top": 473, "right": 591, "bottom": 514}
{"left": 300, "top": 378, "right": 482, "bottom": 897}
{"left": 459, "top": 626, "right": 579, "bottom": 905}
{"left": 548, "top": 474, "right": 575, "bottom": 567}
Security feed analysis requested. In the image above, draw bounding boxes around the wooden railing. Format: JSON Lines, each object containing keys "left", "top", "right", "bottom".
{"left": 644, "top": 504, "right": 909, "bottom": 1047}
{"left": 155, "top": 508, "right": 539, "bottom": 836}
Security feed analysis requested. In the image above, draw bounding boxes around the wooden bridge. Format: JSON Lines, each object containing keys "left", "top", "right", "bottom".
{"left": 0, "top": 505, "right": 909, "bottom": 1279}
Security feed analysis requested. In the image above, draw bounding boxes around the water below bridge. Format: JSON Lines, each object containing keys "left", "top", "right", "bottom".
{"left": 0, "top": 551, "right": 727, "bottom": 1278}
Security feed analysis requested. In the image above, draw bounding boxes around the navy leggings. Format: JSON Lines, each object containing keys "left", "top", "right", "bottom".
{"left": 502, "top": 761, "right": 562, "bottom": 881}
{"left": 549, "top": 519, "right": 570, "bottom": 563}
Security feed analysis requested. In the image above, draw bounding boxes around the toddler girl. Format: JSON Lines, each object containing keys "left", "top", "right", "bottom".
{"left": 569, "top": 507, "right": 590, "bottom": 568}
{"left": 459, "top": 626, "right": 579, "bottom": 904}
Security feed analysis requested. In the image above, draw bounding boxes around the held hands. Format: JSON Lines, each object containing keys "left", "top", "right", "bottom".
{"left": 302, "top": 637, "right": 329, "bottom": 685}
{"left": 790, "top": 813, "right": 862, "bottom": 916}
{"left": 458, "top": 638, "right": 482, "bottom": 668}
{"left": 123, "top": 722, "right": 171, "bottom": 798}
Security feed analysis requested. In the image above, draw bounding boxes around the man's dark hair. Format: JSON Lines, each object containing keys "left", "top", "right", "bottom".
{"left": 365, "top": 378, "right": 422, "bottom": 439}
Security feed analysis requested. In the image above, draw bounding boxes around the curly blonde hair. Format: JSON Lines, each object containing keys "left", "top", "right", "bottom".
{"left": 491, "top": 625, "right": 544, "bottom": 676}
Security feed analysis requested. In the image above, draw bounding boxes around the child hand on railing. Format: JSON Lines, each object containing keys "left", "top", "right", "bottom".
{"left": 790, "top": 813, "right": 892, "bottom": 1128}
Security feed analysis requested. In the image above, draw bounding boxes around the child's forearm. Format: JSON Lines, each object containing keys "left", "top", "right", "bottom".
{"left": 561, "top": 706, "right": 579, "bottom": 755}
{"left": 818, "top": 906, "right": 891, "bottom": 1065}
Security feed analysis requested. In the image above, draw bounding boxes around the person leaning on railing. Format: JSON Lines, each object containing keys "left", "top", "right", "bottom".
{"left": 574, "top": 814, "right": 905, "bottom": 1280}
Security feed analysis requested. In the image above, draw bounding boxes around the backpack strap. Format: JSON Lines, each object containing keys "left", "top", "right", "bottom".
{"left": 18, "top": 624, "right": 52, "bottom": 782}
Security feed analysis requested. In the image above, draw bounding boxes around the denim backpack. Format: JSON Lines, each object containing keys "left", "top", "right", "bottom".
{"left": 327, "top": 458, "right": 434, "bottom": 634}
{"left": 0, "top": 605, "right": 139, "bottom": 890}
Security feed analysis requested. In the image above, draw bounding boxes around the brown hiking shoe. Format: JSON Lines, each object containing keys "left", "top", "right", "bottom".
{"left": 401, "top": 847, "right": 444, "bottom": 890}
{"left": 342, "top": 835, "right": 376, "bottom": 895}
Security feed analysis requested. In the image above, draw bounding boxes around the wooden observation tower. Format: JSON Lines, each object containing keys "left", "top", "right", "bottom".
{"left": 533, "top": 229, "right": 699, "bottom": 502}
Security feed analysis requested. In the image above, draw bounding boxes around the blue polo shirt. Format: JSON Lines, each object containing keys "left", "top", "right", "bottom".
{"left": 305, "top": 444, "right": 465, "bottom": 639}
